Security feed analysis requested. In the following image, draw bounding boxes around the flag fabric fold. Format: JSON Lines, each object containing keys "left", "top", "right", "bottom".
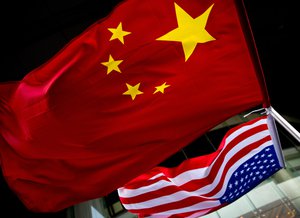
{"left": 118, "top": 115, "right": 284, "bottom": 217}
{"left": 1, "top": 0, "right": 266, "bottom": 212}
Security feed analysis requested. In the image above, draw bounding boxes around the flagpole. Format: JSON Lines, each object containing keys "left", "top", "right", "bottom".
{"left": 267, "top": 106, "right": 300, "bottom": 143}
{"left": 265, "top": 109, "right": 286, "bottom": 168}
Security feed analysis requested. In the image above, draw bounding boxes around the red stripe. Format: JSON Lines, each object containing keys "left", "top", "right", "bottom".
{"left": 120, "top": 185, "right": 188, "bottom": 204}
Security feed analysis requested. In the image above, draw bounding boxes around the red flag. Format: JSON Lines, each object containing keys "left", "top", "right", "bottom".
{"left": 118, "top": 115, "right": 284, "bottom": 217}
{"left": 0, "top": 0, "right": 267, "bottom": 212}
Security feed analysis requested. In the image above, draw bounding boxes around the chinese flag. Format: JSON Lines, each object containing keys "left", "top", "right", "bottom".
{"left": 0, "top": 0, "right": 268, "bottom": 212}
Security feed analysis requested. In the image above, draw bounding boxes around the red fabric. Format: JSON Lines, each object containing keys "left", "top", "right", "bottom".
{"left": 0, "top": 0, "right": 265, "bottom": 212}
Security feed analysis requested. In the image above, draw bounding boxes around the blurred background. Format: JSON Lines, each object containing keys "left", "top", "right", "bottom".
{"left": 0, "top": 0, "right": 299, "bottom": 217}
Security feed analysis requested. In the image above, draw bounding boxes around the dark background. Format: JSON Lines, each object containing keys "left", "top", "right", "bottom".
{"left": 0, "top": 0, "right": 299, "bottom": 217}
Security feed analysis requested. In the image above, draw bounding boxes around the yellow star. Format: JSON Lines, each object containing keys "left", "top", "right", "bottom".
{"left": 157, "top": 3, "right": 215, "bottom": 61}
{"left": 153, "top": 82, "right": 170, "bottom": 94}
{"left": 108, "top": 22, "right": 131, "bottom": 44}
{"left": 101, "top": 55, "right": 123, "bottom": 74}
{"left": 123, "top": 83, "right": 143, "bottom": 100}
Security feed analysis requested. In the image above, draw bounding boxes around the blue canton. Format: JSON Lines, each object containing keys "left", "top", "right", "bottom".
{"left": 220, "top": 145, "right": 282, "bottom": 204}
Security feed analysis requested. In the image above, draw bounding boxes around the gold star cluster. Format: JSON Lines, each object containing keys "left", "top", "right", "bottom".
{"left": 101, "top": 2, "right": 215, "bottom": 100}
{"left": 101, "top": 22, "right": 171, "bottom": 100}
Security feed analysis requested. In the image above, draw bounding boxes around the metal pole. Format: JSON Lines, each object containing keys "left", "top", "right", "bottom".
{"left": 267, "top": 106, "right": 300, "bottom": 143}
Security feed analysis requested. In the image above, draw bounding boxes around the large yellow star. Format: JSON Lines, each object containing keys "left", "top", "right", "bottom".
{"left": 101, "top": 55, "right": 123, "bottom": 74}
{"left": 123, "top": 83, "right": 143, "bottom": 100}
{"left": 108, "top": 22, "right": 131, "bottom": 44}
{"left": 153, "top": 82, "right": 170, "bottom": 94}
{"left": 157, "top": 3, "right": 215, "bottom": 61}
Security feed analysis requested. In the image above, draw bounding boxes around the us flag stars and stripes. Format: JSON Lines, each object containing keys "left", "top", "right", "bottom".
{"left": 118, "top": 115, "right": 284, "bottom": 217}
{"left": 220, "top": 145, "right": 282, "bottom": 204}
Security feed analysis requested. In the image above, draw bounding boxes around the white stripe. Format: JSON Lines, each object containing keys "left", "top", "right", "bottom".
{"left": 147, "top": 200, "right": 220, "bottom": 215}
{"left": 149, "top": 173, "right": 165, "bottom": 180}
{"left": 147, "top": 207, "right": 216, "bottom": 218}
{"left": 185, "top": 208, "right": 216, "bottom": 218}
{"left": 225, "top": 118, "right": 267, "bottom": 145}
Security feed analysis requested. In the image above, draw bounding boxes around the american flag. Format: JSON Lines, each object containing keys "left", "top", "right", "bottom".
{"left": 118, "top": 115, "right": 284, "bottom": 218}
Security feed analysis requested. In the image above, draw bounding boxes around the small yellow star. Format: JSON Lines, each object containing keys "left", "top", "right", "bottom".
{"left": 123, "top": 83, "right": 143, "bottom": 100}
{"left": 157, "top": 3, "right": 215, "bottom": 61}
{"left": 108, "top": 22, "right": 131, "bottom": 44}
{"left": 101, "top": 55, "right": 123, "bottom": 74}
{"left": 153, "top": 82, "right": 170, "bottom": 94}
